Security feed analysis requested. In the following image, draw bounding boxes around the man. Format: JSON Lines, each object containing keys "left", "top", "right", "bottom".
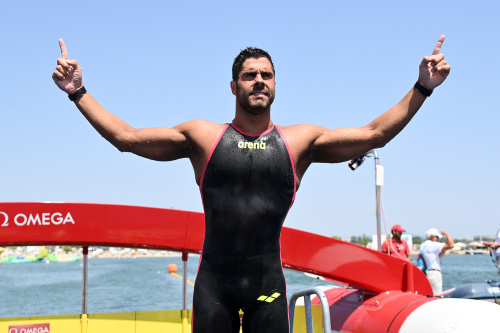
{"left": 52, "top": 37, "right": 450, "bottom": 333}
{"left": 382, "top": 224, "right": 412, "bottom": 262}
{"left": 420, "top": 228, "right": 454, "bottom": 295}
{"left": 483, "top": 229, "right": 500, "bottom": 275}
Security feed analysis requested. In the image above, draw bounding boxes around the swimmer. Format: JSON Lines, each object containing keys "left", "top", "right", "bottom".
{"left": 52, "top": 37, "right": 450, "bottom": 332}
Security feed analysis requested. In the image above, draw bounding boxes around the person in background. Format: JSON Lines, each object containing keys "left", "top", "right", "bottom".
{"left": 420, "top": 228, "right": 454, "bottom": 295}
{"left": 483, "top": 229, "right": 500, "bottom": 275}
{"left": 382, "top": 224, "right": 412, "bottom": 262}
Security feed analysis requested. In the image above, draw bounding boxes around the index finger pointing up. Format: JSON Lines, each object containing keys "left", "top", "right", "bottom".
{"left": 432, "top": 35, "right": 446, "bottom": 55}
{"left": 59, "top": 39, "right": 69, "bottom": 59}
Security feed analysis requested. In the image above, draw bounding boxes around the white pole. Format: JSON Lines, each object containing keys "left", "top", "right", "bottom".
{"left": 371, "top": 151, "right": 384, "bottom": 251}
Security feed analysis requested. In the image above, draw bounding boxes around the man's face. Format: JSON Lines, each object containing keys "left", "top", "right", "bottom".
{"left": 231, "top": 57, "right": 276, "bottom": 114}
{"left": 392, "top": 230, "right": 402, "bottom": 240}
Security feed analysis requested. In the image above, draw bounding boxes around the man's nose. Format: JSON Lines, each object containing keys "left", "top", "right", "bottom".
{"left": 254, "top": 73, "right": 264, "bottom": 83}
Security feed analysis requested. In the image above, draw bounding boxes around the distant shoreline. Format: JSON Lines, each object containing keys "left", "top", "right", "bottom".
{"left": 91, "top": 251, "right": 201, "bottom": 259}
{"left": 1, "top": 246, "right": 489, "bottom": 263}
{"left": 0, "top": 247, "right": 201, "bottom": 262}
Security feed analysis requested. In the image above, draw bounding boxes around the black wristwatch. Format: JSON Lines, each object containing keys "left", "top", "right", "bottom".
{"left": 68, "top": 86, "right": 87, "bottom": 101}
{"left": 414, "top": 81, "right": 433, "bottom": 97}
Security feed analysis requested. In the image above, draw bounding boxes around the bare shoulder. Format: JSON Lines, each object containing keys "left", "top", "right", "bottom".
{"left": 174, "top": 119, "right": 226, "bottom": 133}
{"left": 168, "top": 120, "right": 228, "bottom": 183}
{"left": 174, "top": 120, "right": 226, "bottom": 143}
{"left": 276, "top": 124, "right": 331, "bottom": 181}
{"left": 277, "top": 123, "right": 329, "bottom": 142}
{"left": 277, "top": 123, "right": 331, "bottom": 157}
{"left": 175, "top": 119, "right": 227, "bottom": 157}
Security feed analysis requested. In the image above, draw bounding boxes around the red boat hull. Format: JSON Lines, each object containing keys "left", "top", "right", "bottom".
{"left": 0, "top": 201, "right": 431, "bottom": 295}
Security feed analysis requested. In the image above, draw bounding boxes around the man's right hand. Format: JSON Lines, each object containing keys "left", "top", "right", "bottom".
{"left": 52, "top": 39, "right": 83, "bottom": 94}
{"left": 417, "top": 35, "right": 451, "bottom": 91}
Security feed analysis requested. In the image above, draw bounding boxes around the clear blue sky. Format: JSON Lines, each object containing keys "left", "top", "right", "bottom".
{"left": 1, "top": 1, "right": 499, "bottom": 240}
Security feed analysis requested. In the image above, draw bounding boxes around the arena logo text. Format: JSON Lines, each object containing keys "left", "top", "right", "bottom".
{"left": 237, "top": 141, "right": 267, "bottom": 150}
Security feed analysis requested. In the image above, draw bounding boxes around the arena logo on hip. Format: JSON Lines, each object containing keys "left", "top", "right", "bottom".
{"left": 0, "top": 211, "right": 75, "bottom": 227}
{"left": 8, "top": 323, "right": 50, "bottom": 333}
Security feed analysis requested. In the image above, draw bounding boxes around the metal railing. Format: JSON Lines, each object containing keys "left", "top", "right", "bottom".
{"left": 289, "top": 287, "right": 332, "bottom": 333}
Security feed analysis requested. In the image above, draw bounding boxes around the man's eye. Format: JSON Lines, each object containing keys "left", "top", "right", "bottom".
{"left": 243, "top": 73, "right": 256, "bottom": 80}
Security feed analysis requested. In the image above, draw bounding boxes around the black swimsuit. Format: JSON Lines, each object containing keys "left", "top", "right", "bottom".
{"left": 193, "top": 124, "right": 296, "bottom": 333}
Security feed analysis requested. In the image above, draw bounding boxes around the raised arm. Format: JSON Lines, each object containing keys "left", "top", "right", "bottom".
{"left": 310, "top": 35, "right": 451, "bottom": 164}
{"left": 440, "top": 230, "right": 454, "bottom": 256}
{"left": 484, "top": 242, "right": 500, "bottom": 250}
{"left": 51, "top": 39, "right": 190, "bottom": 162}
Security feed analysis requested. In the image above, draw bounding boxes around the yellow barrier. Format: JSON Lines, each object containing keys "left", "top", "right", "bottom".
{"left": 0, "top": 305, "right": 323, "bottom": 333}
{"left": 293, "top": 304, "right": 324, "bottom": 333}
{"left": 0, "top": 310, "right": 191, "bottom": 333}
{"left": 0, "top": 314, "right": 81, "bottom": 333}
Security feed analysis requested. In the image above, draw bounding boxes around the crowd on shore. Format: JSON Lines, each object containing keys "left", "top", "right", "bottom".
{"left": 0, "top": 246, "right": 196, "bottom": 262}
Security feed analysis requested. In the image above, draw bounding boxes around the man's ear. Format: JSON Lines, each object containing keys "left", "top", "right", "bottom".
{"left": 230, "top": 81, "right": 237, "bottom": 96}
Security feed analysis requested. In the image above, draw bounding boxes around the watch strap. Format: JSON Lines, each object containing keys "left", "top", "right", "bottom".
{"left": 68, "top": 86, "right": 87, "bottom": 101}
{"left": 414, "top": 81, "right": 432, "bottom": 97}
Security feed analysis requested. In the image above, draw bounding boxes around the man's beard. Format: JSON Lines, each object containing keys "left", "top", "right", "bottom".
{"left": 236, "top": 83, "right": 275, "bottom": 114}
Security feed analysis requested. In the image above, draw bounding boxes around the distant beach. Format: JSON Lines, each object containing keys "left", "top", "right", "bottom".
{"left": 1, "top": 243, "right": 490, "bottom": 264}
{"left": 0, "top": 246, "right": 199, "bottom": 263}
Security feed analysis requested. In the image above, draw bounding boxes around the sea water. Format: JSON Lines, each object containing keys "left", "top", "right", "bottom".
{"left": 1, "top": 254, "right": 498, "bottom": 318}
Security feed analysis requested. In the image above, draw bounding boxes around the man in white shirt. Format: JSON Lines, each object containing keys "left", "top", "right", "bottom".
{"left": 484, "top": 229, "right": 500, "bottom": 275}
{"left": 419, "top": 228, "right": 454, "bottom": 295}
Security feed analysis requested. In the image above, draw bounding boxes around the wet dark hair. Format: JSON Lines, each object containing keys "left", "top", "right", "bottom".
{"left": 232, "top": 47, "right": 275, "bottom": 82}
